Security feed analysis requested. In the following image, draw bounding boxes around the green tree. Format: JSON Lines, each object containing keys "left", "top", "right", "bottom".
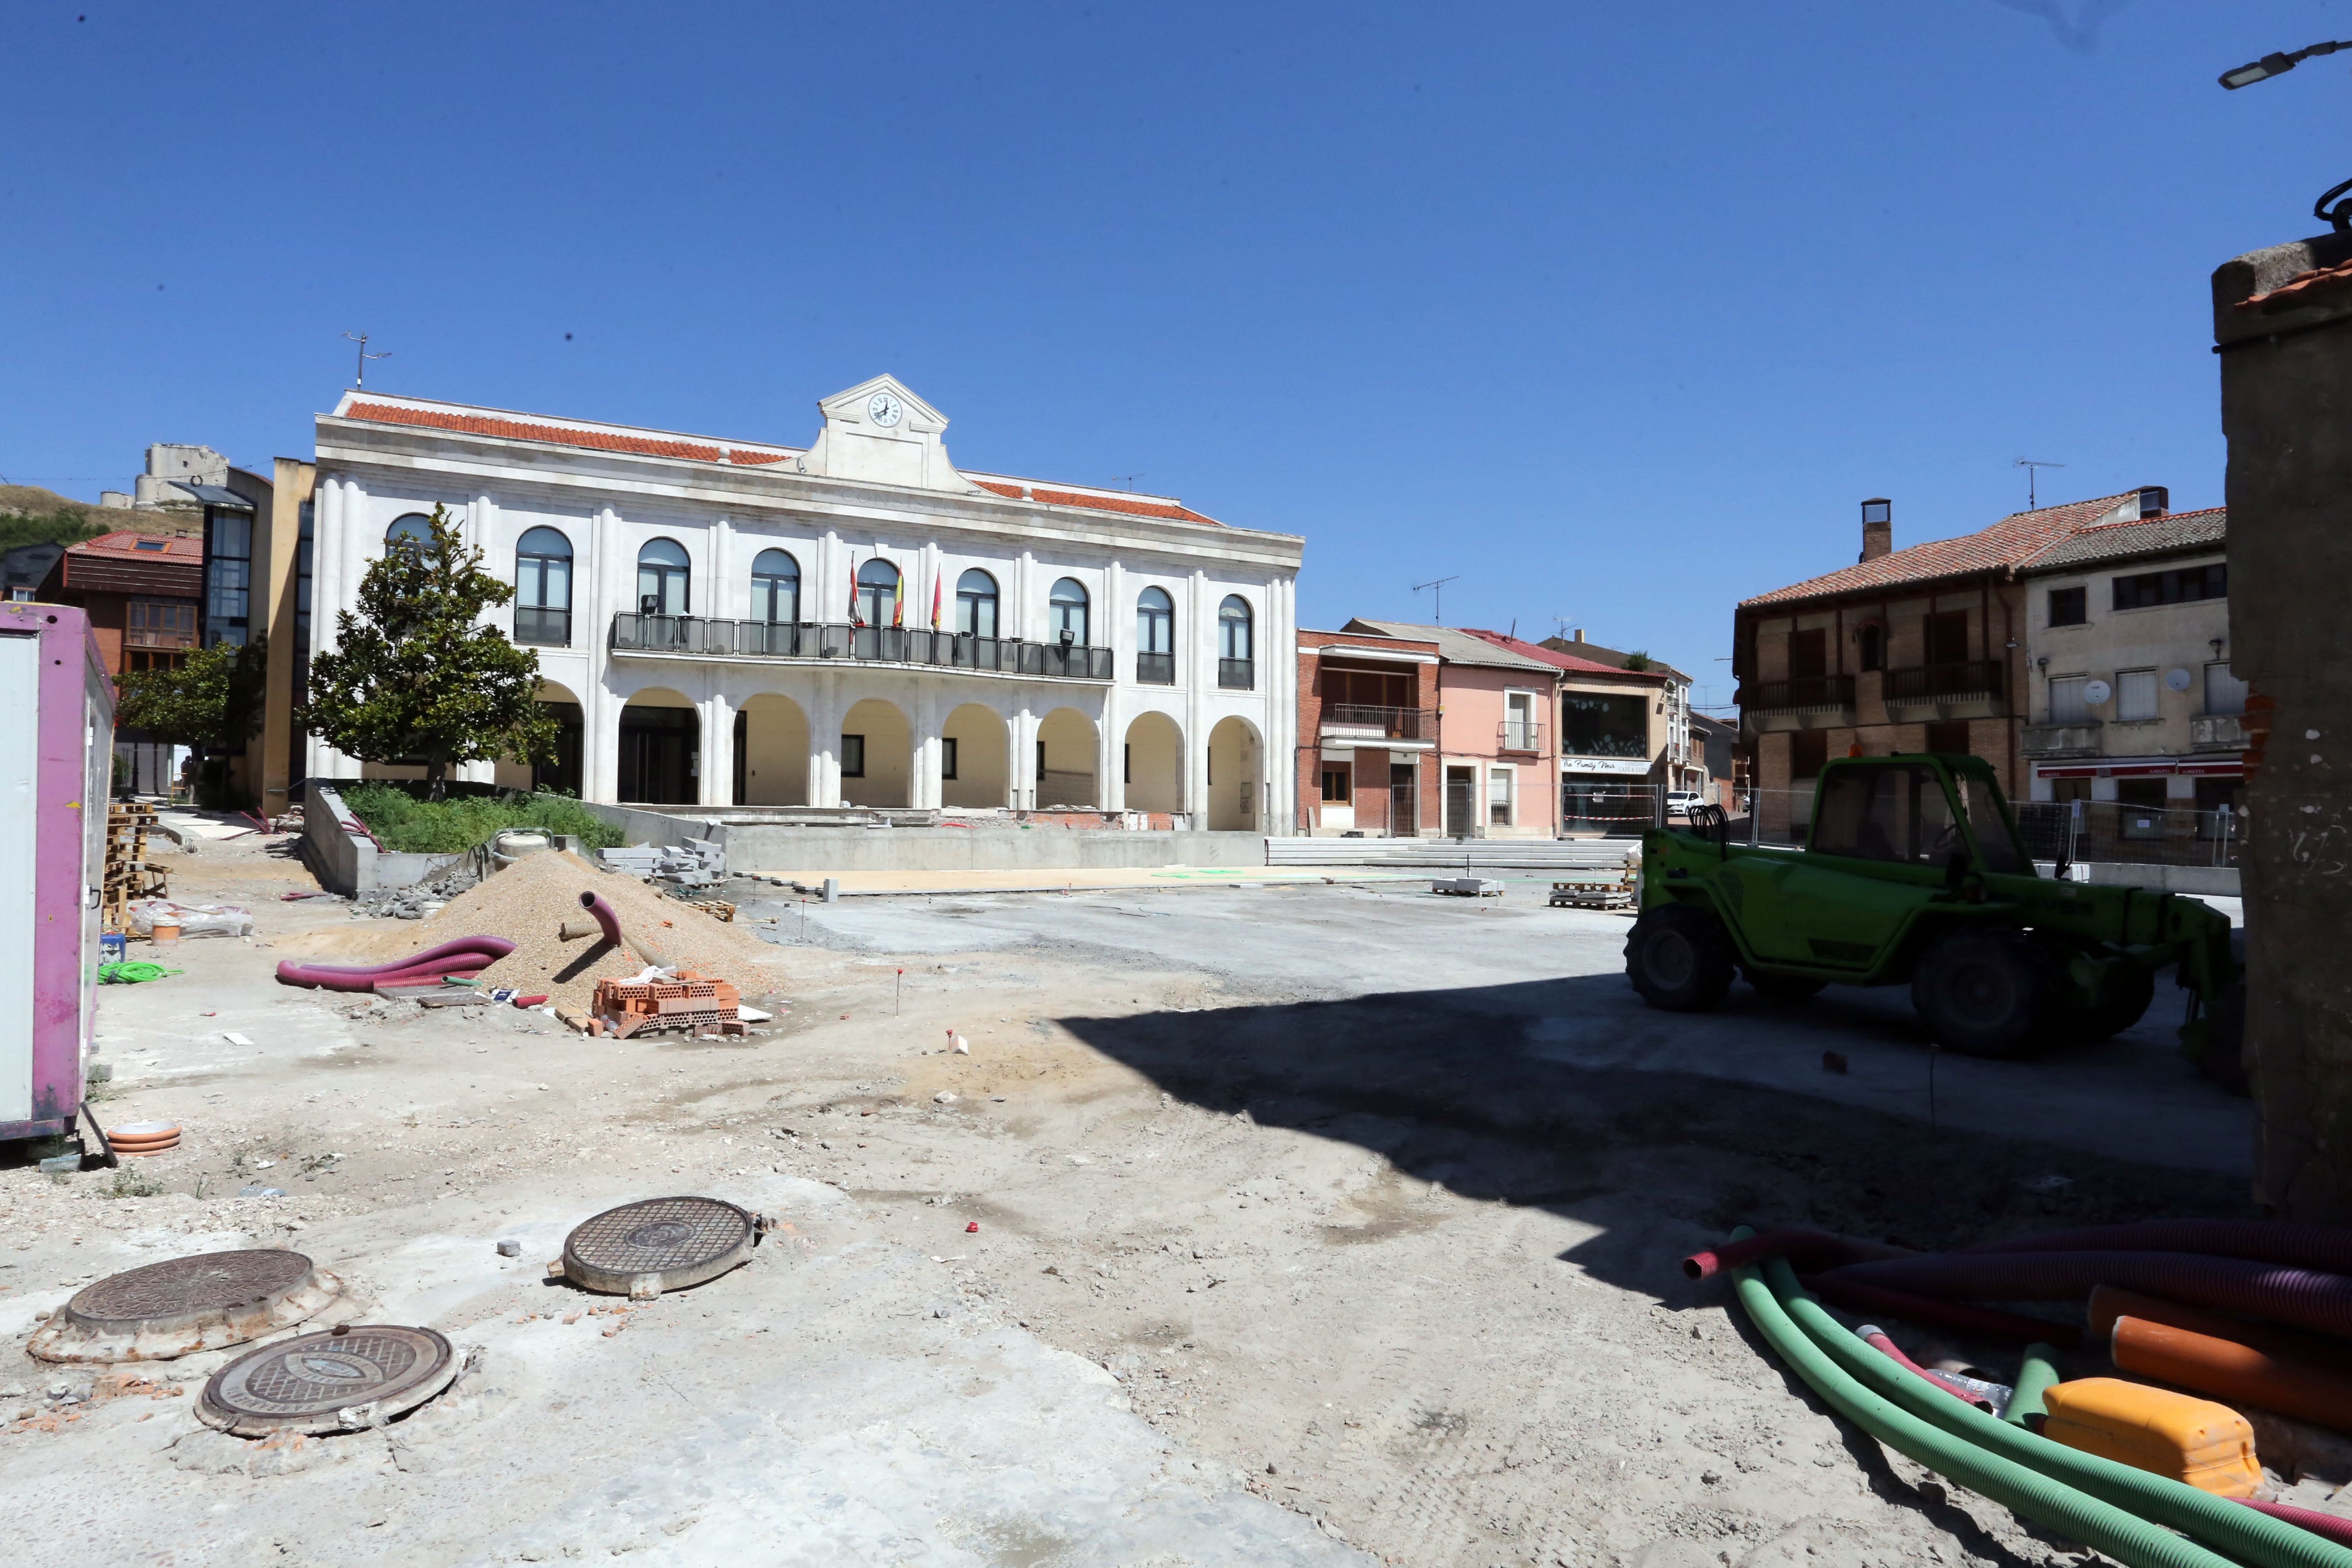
{"left": 303, "top": 504, "right": 556, "bottom": 799}
{"left": 116, "top": 636, "right": 268, "bottom": 752}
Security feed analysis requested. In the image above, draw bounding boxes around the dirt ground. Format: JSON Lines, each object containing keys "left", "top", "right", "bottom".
{"left": 0, "top": 827, "right": 2264, "bottom": 1567}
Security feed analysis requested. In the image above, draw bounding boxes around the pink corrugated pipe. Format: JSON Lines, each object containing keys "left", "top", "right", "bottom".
{"left": 275, "top": 936, "right": 515, "bottom": 992}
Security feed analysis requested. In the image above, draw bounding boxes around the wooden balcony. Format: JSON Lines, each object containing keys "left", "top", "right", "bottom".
{"left": 1736, "top": 674, "right": 1856, "bottom": 734}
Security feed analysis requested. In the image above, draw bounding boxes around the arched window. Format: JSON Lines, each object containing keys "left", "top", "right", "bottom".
{"left": 956, "top": 569, "right": 999, "bottom": 638}
{"left": 514, "top": 526, "right": 573, "bottom": 646}
{"left": 1049, "top": 577, "right": 1090, "bottom": 645}
{"left": 637, "top": 538, "right": 691, "bottom": 618}
{"left": 750, "top": 549, "right": 799, "bottom": 624}
{"left": 1217, "top": 594, "right": 1254, "bottom": 689}
{"left": 854, "top": 557, "right": 900, "bottom": 628}
{"left": 1136, "top": 586, "right": 1174, "bottom": 683}
{"left": 386, "top": 513, "right": 435, "bottom": 551}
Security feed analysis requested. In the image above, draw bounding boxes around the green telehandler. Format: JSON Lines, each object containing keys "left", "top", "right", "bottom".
{"left": 1625, "top": 752, "right": 2244, "bottom": 1083}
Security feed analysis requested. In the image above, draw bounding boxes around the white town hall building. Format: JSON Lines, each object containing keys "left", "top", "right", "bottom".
{"left": 306, "top": 376, "right": 1301, "bottom": 830}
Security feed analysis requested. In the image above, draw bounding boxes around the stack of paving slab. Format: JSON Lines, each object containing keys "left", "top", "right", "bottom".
{"left": 601, "top": 838, "right": 727, "bottom": 888}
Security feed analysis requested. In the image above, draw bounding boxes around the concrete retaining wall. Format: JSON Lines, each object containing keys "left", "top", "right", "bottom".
{"left": 300, "top": 782, "right": 466, "bottom": 896}
{"left": 575, "top": 802, "right": 1265, "bottom": 876}
{"left": 2081, "top": 861, "right": 2242, "bottom": 898}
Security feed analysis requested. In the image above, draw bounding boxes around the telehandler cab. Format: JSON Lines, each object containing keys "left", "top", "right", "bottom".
{"left": 1625, "top": 752, "right": 2243, "bottom": 1083}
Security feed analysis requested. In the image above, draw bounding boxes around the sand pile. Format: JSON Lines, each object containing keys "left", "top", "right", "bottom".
{"left": 338, "top": 850, "right": 788, "bottom": 1008}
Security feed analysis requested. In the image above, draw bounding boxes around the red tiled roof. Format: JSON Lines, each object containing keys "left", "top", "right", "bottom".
{"left": 1458, "top": 627, "right": 1667, "bottom": 680}
{"left": 1740, "top": 492, "right": 2139, "bottom": 607}
{"left": 340, "top": 400, "right": 1222, "bottom": 523}
{"left": 969, "top": 479, "right": 1221, "bottom": 526}
{"left": 2239, "top": 258, "right": 2352, "bottom": 315}
{"left": 70, "top": 529, "right": 205, "bottom": 560}
{"left": 2021, "top": 505, "right": 2225, "bottom": 573}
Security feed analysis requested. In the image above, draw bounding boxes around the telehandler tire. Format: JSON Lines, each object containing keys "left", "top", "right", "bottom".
{"left": 1626, "top": 903, "right": 1736, "bottom": 1012}
{"left": 2063, "top": 959, "right": 2155, "bottom": 1042}
{"left": 1910, "top": 928, "right": 2057, "bottom": 1057}
{"left": 1746, "top": 970, "right": 1827, "bottom": 1002}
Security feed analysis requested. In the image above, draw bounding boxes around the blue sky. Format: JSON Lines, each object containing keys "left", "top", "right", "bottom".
{"left": 5, "top": 3, "right": 2345, "bottom": 707}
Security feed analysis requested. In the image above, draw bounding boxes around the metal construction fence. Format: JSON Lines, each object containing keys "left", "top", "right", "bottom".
{"left": 1713, "top": 789, "right": 2243, "bottom": 868}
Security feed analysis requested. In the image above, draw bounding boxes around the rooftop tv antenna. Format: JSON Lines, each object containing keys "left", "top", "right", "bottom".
{"left": 1109, "top": 473, "right": 1144, "bottom": 492}
{"left": 1413, "top": 574, "right": 1460, "bottom": 625}
{"left": 342, "top": 331, "right": 390, "bottom": 389}
{"left": 2014, "top": 457, "right": 2065, "bottom": 508}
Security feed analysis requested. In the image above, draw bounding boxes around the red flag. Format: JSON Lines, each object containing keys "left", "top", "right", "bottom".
{"left": 848, "top": 553, "right": 863, "bottom": 627}
{"left": 892, "top": 577, "right": 904, "bottom": 629}
{"left": 932, "top": 566, "right": 943, "bottom": 630}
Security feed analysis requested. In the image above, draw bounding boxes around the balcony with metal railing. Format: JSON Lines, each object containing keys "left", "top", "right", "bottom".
{"left": 1735, "top": 674, "right": 1856, "bottom": 733}
{"left": 514, "top": 606, "right": 571, "bottom": 647}
{"left": 1498, "top": 718, "right": 1544, "bottom": 754}
{"left": 609, "top": 614, "right": 1115, "bottom": 680}
{"left": 1883, "top": 660, "right": 2006, "bottom": 719}
{"left": 2023, "top": 720, "right": 2102, "bottom": 758}
{"left": 1320, "top": 703, "right": 1437, "bottom": 743}
{"left": 1217, "top": 656, "right": 1255, "bottom": 691}
{"left": 1136, "top": 651, "right": 1175, "bottom": 685}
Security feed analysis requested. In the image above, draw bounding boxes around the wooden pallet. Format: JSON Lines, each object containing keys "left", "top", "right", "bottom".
{"left": 1549, "top": 874, "right": 1634, "bottom": 910}
{"left": 102, "top": 807, "right": 167, "bottom": 932}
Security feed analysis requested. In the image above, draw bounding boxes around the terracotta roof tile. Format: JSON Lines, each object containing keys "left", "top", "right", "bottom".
{"left": 1740, "top": 492, "right": 2139, "bottom": 607}
{"left": 970, "top": 479, "right": 1221, "bottom": 525}
{"left": 1457, "top": 627, "right": 1667, "bottom": 680}
{"left": 2020, "top": 506, "right": 2225, "bottom": 573}
{"left": 69, "top": 529, "right": 205, "bottom": 560}
{"left": 340, "top": 401, "right": 1224, "bottom": 523}
{"left": 2239, "top": 258, "right": 2352, "bottom": 315}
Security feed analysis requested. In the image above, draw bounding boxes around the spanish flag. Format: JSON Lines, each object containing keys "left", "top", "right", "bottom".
{"left": 931, "top": 566, "right": 943, "bottom": 630}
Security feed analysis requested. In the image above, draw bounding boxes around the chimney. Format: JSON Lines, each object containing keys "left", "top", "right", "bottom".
{"left": 1859, "top": 498, "right": 1893, "bottom": 562}
{"left": 2137, "top": 485, "right": 2168, "bottom": 519}
{"left": 1573, "top": 629, "right": 1585, "bottom": 643}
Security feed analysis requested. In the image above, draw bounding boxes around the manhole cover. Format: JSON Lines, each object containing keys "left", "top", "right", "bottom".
{"left": 560, "top": 1195, "right": 756, "bottom": 1296}
{"left": 28, "top": 1249, "right": 343, "bottom": 1364}
{"left": 197, "top": 1324, "right": 458, "bottom": 1436}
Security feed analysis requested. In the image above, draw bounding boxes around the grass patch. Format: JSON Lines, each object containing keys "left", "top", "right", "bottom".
{"left": 338, "top": 783, "right": 626, "bottom": 855}
{"left": 102, "top": 1166, "right": 166, "bottom": 1199}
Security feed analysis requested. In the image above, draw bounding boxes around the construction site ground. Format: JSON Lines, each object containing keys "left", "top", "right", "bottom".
{"left": 0, "top": 828, "right": 2256, "bottom": 1567}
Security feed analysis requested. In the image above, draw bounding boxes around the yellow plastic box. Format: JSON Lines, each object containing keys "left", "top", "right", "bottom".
{"left": 2041, "top": 1377, "right": 2262, "bottom": 1496}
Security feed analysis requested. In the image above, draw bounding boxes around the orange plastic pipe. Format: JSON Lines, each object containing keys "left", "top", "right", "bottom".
{"left": 2092, "top": 1285, "right": 2352, "bottom": 1378}
{"left": 2112, "top": 1315, "right": 2352, "bottom": 1436}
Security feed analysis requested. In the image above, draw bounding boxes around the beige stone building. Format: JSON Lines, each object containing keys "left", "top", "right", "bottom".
{"left": 1733, "top": 490, "right": 2177, "bottom": 839}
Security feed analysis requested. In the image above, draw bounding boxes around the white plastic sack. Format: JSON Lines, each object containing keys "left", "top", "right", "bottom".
{"left": 128, "top": 899, "right": 255, "bottom": 938}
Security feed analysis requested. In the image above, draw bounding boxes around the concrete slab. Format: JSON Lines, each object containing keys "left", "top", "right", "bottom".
{"left": 774, "top": 867, "right": 1424, "bottom": 897}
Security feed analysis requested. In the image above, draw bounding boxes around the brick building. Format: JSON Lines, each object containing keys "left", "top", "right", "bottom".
{"left": 1295, "top": 627, "right": 1442, "bottom": 835}
{"left": 1733, "top": 490, "right": 2175, "bottom": 839}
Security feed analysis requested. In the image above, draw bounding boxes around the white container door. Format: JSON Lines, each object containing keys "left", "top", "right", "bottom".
{"left": 0, "top": 634, "right": 37, "bottom": 1120}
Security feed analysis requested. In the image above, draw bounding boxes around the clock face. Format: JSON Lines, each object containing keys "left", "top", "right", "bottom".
{"left": 867, "top": 393, "right": 903, "bottom": 428}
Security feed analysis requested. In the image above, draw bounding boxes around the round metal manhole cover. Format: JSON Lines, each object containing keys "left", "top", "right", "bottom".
{"left": 562, "top": 1195, "right": 755, "bottom": 1296}
{"left": 197, "top": 1325, "right": 458, "bottom": 1436}
{"left": 28, "top": 1250, "right": 343, "bottom": 1364}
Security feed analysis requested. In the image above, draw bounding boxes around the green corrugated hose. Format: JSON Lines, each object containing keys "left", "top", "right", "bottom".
{"left": 2005, "top": 1342, "right": 2063, "bottom": 1429}
{"left": 97, "top": 961, "right": 179, "bottom": 984}
{"left": 1752, "top": 1251, "right": 2352, "bottom": 1568}
{"left": 1730, "top": 1234, "right": 2239, "bottom": 1568}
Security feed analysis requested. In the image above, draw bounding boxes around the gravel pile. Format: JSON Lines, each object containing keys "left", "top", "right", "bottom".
{"left": 340, "top": 850, "right": 788, "bottom": 1008}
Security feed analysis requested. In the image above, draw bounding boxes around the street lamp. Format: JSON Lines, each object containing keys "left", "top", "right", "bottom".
{"left": 2220, "top": 39, "right": 2352, "bottom": 231}
{"left": 2219, "top": 39, "right": 2351, "bottom": 90}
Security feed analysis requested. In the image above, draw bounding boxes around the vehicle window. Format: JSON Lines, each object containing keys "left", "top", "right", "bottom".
{"left": 1811, "top": 764, "right": 1964, "bottom": 865}
{"left": 1951, "top": 774, "right": 2030, "bottom": 874}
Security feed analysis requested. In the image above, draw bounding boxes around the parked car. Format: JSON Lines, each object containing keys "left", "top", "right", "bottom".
{"left": 1664, "top": 790, "right": 1704, "bottom": 818}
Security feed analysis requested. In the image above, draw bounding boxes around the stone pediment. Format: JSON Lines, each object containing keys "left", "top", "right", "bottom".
{"left": 797, "top": 374, "right": 984, "bottom": 495}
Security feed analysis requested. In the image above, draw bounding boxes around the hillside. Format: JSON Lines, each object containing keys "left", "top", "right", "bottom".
{"left": 0, "top": 484, "right": 195, "bottom": 554}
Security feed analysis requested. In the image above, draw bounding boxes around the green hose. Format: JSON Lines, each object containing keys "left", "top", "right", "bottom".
{"left": 1732, "top": 1242, "right": 2241, "bottom": 1568}
{"left": 1758, "top": 1255, "right": 2352, "bottom": 1568}
{"left": 2005, "top": 1342, "right": 2063, "bottom": 1429}
{"left": 97, "top": 961, "right": 179, "bottom": 984}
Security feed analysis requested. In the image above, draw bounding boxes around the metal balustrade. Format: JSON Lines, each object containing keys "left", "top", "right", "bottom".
{"left": 1217, "top": 656, "right": 1255, "bottom": 691}
{"left": 1320, "top": 703, "right": 1436, "bottom": 740}
{"left": 609, "top": 614, "right": 1115, "bottom": 680}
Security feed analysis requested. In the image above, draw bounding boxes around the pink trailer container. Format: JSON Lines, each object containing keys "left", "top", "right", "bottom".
{"left": 0, "top": 603, "right": 113, "bottom": 1148}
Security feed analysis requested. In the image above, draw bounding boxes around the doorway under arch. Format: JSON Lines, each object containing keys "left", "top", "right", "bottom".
{"left": 493, "top": 679, "right": 585, "bottom": 794}
{"left": 840, "top": 698, "right": 912, "bottom": 807}
{"left": 735, "top": 692, "right": 809, "bottom": 806}
{"left": 619, "top": 688, "right": 699, "bottom": 805}
{"left": 1036, "top": 708, "right": 1099, "bottom": 808}
{"left": 1206, "top": 715, "right": 1261, "bottom": 830}
{"left": 1122, "top": 711, "right": 1183, "bottom": 814}
{"left": 941, "top": 703, "right": 1010, "bottom": 808}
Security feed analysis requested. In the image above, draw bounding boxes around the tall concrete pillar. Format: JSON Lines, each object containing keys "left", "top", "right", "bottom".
{"left": 1097, "top": 689, "right": 1122, "bottom": 813}
{"left": 805, "top": 678, "right": 840, "bottom": 808}
{"left": 699, "top": 686, "right": 736, "bottom": 808}
{"left": 1010, "top": 703, "right": 1038, "bottom": 810}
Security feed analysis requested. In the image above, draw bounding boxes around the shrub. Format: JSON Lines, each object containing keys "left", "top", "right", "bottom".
{"left": 337, "top": 782, "right": 625, "bottom": 854}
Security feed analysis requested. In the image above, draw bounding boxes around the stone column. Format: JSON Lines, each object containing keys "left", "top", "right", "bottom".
{"left": 805, "top": 676, "right": 840, "bottom": 808}
{"left": 1184, "top": 569, "right": 1210, "bottom": 819}
{"left": 1096, "top": 687, "right": 1121, "bottom": 812}
{"left": 700, "top": 684, "right": 736, "bottom": 808}
{"left": 912, "top": 687, "right": 944, "bottom": 810}
{"left": 1010, "top": 701, "right": 1038, "bottom": 810}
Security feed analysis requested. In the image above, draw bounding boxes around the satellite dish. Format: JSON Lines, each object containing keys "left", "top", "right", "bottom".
{"left": 2166, "top": 667, "right": 2193, "bottom": 692}
{"left": 2083, "top": 679, "right": 2113, "bottom": 705}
